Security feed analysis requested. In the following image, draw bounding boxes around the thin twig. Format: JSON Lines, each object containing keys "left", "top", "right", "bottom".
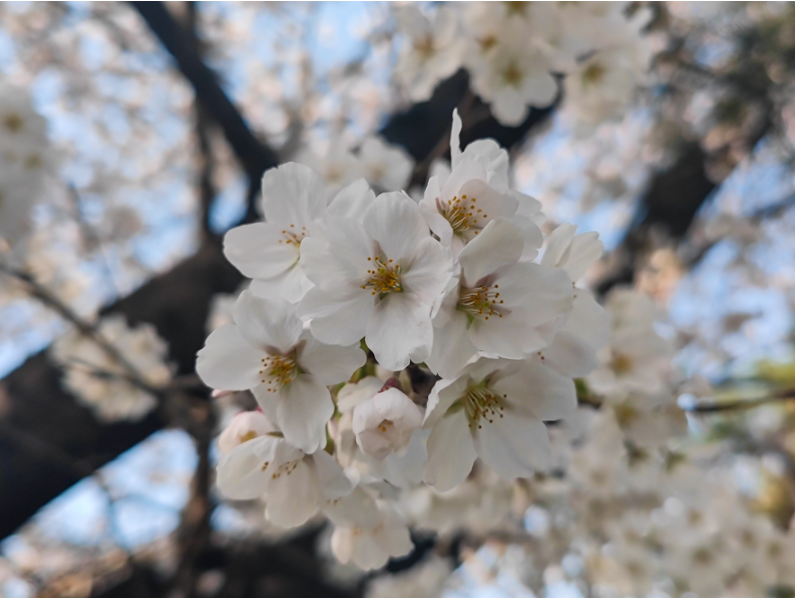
{"left": 0, "top": 263, "right": 162, "bottom": 399}
{"left": 686, "top": 389, "right": 794, "bottom": 414}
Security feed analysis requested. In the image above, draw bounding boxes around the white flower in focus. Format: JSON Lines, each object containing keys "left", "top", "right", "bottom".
{"left": 421, "top": 110, "right": 543, "bottom": 259}
{"left": 423, "top": 358, "right": 576, "bottom": 491}
{"left": 223, "top": 163, "right": 322, "bottom": 303}
{"left": 223, "top": 163, "right": 373, "bottom": 303}
{"left": 298, "top": 192, "right": 452, "bottom": 371}
{"left": 333, "top": 378, "right": 428, "bottom": 487}
{"left": 468, "top": 20, "right": 558, "bottom": 125}
{"left": 541, "top": 223, "right": 604, "bottom": 282}
{"left": 216, "top": 432, "right": 352, "bottom": 528}
{"left": 427, "top": 219, "right": 572, "bottom": 379}
{"left": 217, "top": 410, "right": 276, "bottom": 455}
{"left": 359, "top": 136, "right": 414, "bottom": 192}
{"left": 50, "top": 315, "right": 172, "bottom": 422}
{"left": 393, "top": 4, "right": 464, "bottom": 102}
{"left": 331, "top": 499, "right": 414, "bottom": 570}
{"left": 196, "top": 290, "right": 366, "bottom": 452}
{"left": 536, "top": 223, "right": 608, "bottom": 377}
{"left": 353, "top": 387, "right": 423, "bottom": 460}
{"left": 336, "top": 375, "right": 385, "bottom": 413}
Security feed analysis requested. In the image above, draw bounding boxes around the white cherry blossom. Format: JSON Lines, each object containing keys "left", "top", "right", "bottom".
{"left": 224, "top": 163, "right": 373, "bottom": 303}
{"left": 423, "top": 358, "right": 576, "bottom": 491}
{"left": 196, "top": 290, "right": 365, "bottom": 452}
{"left": 468, "top": 20, "right": 558, "bottom": 125}
{"left": 393, "top": 4, "right": 464, "bottom": 102}
{"left": 50, "top": 315, "right": 172, "bottom": 422}
{"left": 216, "top": 432, "right": 352, "bottom": 528}
{"left": 359, "top": 136, "right": 414, "bottom": 192}
{"left": 353, "top": 387, "right": 423, "bottom": 460}
{"left": 420, "top": 110, "right": 543, "bottom": 259}
{"left": 536, "top": 223, "right": 608, "bottom": 378}
{"left": 331, "top": 499, "right": 413, "bottom": 570}
{"left": 298, "top": 191, "right": 452, "bottom": 371}
{"left": 427, "top": 219, "right": 573, "bottom": 379}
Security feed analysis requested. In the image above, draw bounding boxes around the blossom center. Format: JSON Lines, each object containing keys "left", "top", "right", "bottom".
{"left": 277, "top": 224, "right": 308, "bottom": 253}
{"left": 362, "top": 256, "right": 403, "bottom": 298}
{"left": 3, "top": 113, "right": 23, "bottom": 133}
{"left": 581, "top": 62, "right": 607, "bottom": 87}
{"left": 414, "top": 36, "right": 436, "bottom": 60}
{"left": 610, "top": 352, "right": 633, "bottom": 375}
{"left": 457, "top": 283, "right": 505, "bottom": 321}
{"left": 501, "top": 61, "right": 524, "bottom": 88}
{"left": 259, "top": 352, "right": 300, "bottom": 392}
{"left": 462, "top": 383, "right": 506, "bottom": 429}
{"left": 437, "top": 193, "right": 488, "bottom": 234}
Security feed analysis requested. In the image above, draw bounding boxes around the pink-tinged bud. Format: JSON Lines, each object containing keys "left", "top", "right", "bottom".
{"left": 379, "top": 377, "right": 402, "bottom": 393}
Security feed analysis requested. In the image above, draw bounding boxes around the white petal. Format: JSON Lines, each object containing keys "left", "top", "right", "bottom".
{"left": 312, "top": 449, "right": 354, "bottom": 500}
{"left": 366, "top": 294, "right": 433, "bottom": 371}
{"left": 299, "top": 334, "right": 365, "bottom": 385}
{"left": 492, "top": 361, "right": 577, "bottom": 422}
{"left": 524, "top": 74, "right": 558, "bottom": 107}
{"left": 562, "top": 232, "right": 603, "bottom": 281}
{"left": 474, "top": 412, "right": 551, "bottom": 479}
{"left": 265, "top": 457, "right": 320, "bottom": 528}
{"left": 272, "top": 374, "right": 333, "bottom": 453}
{"left": 233, "top": 290, "right": 303, "bottom": 353}
{"left": 450, "top": 108, "right": 463, "bottom": 167}
{"left": 196, "top": 324, "right": 262, "bottom": 391}
{"left": 300, "top": 220, "right": 374, "bottom": 291}
{"left": 249, "top": 262, "right": 313, "bottom": 304}
{"left": 336, "top": 376, "right": 383, "bottom": 413}
{"left": 223, "top": 223, "right": 297, "bottom": 279}
{"left": 331, "top": 527, "right": 356, "bottom": 565}
{"left": 298, "top": 287, "right": 373, "bottom": 346}
{"left": 492, "top": 88, "right": 528, "bottom": 126}
{"left": 541, "top": 223, "right": 577, "bottom": 269}
{"left": 215, "top": 436, "right": 277, "bottom": 500}
{"left": 458, "top": 219, "right": 524, "bottom": 285}
{"left": 423, "top": 413, "right": 477, "bottom": 491}
{"left": 422, "top": 376, "right": 467, "bottom": 429}
{"left": 400, "top": 236, "right": 453, "bottom": 304}
{"left": 495, "top": 263, "right": 572, "bottom": 320}
{"left": 426, "top": 313, "right": 478, "bottom": 380}
{"left": 326, "top": 178, "right": 376, "bottom": 221}
{"left": 324, "top": 486, "right": 379, "bottom": 528}
{"left": 261, "top": 162, "right": 327, "bottom": 227}
{"left": 364, "top": 191, "right": 430, "bottom": 260}
{"left": 567, "top": 290, "right": 610, "bottom": 350}
{"left": 366, "top": 429, "right": 428, "bottom": 488}
{"left": 539, "top": 331, "right": 600, "bottom": 378}
{"left": 440, "top": 158, "right": 487, "bottom": 203}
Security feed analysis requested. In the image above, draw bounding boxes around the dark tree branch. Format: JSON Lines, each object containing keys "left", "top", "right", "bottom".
{"left": 130, "top": 2, "right": 279, "bottom": 183}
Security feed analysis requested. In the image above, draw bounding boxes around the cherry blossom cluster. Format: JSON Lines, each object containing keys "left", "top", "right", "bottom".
{"left": 0, "top": 83, "right": 55, "bottom": 250}
{"left": 196, "top": 110, "right": 609, "bottom": 569}
{"left": 393, "top": 2, "right": 652, "bottom": 127}
{"left": 51, "top": 315, "right": 173, "bottom": 422}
